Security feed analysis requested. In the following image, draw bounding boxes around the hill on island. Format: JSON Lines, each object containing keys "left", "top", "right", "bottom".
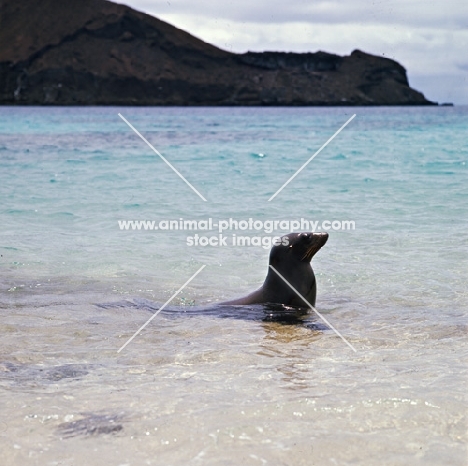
{"left": 0, "top": 0, "right": 435, "bottom": 106}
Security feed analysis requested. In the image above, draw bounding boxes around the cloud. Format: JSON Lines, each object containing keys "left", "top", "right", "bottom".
{"left": 129, "top": 0, "right": 468, "bottom": 29}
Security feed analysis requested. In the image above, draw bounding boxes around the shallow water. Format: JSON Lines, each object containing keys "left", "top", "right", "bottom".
{"left": 0, "top": 106, "right": 467, "bottom": 465}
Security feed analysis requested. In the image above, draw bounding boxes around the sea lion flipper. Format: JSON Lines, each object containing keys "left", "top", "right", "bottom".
{"left": 220, "top": 287, "right": 263, "bottom": 305}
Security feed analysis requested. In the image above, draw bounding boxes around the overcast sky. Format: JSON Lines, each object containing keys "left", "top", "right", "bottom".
{"left": 119, "top": 0, "right": 467, "bottom": 104}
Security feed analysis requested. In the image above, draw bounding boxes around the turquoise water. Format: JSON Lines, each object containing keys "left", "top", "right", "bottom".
{"left": 0, "top": 106, "right": 467, "bottom": 465}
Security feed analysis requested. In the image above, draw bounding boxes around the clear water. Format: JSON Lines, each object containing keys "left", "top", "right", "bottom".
{"left": 0, "top": 106, "right": 467, "bottom": 465}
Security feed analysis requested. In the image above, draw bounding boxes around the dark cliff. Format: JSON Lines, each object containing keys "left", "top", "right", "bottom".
{"left": 0, "top": 0, "right": 435, "bottom": 106}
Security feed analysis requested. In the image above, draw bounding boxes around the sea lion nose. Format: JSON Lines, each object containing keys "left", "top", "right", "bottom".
{"left": 317, "top": 232, "right": 329, "bottom": 245}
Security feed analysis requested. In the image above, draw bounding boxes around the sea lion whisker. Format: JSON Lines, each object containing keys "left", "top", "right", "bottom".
{"left": 302, "top": 246, "right": 315, "bottom": 261}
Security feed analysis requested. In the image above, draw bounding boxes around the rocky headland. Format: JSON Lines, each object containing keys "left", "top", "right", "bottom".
{"left": 0, "top": 0, "right": 436, "bottom": 106}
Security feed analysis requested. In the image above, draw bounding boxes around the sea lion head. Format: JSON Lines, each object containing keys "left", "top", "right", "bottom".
{"left": 269, "top": 232, "right": 328, "bottom": 267}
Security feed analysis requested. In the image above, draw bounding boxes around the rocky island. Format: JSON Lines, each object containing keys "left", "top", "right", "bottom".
{"left": 0, "top": 0, "right": 436, "bottom": 106}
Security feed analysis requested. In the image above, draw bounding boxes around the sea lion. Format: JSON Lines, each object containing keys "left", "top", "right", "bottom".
{"left": 221, "top": 232, "right": 328, "bottom": 307}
